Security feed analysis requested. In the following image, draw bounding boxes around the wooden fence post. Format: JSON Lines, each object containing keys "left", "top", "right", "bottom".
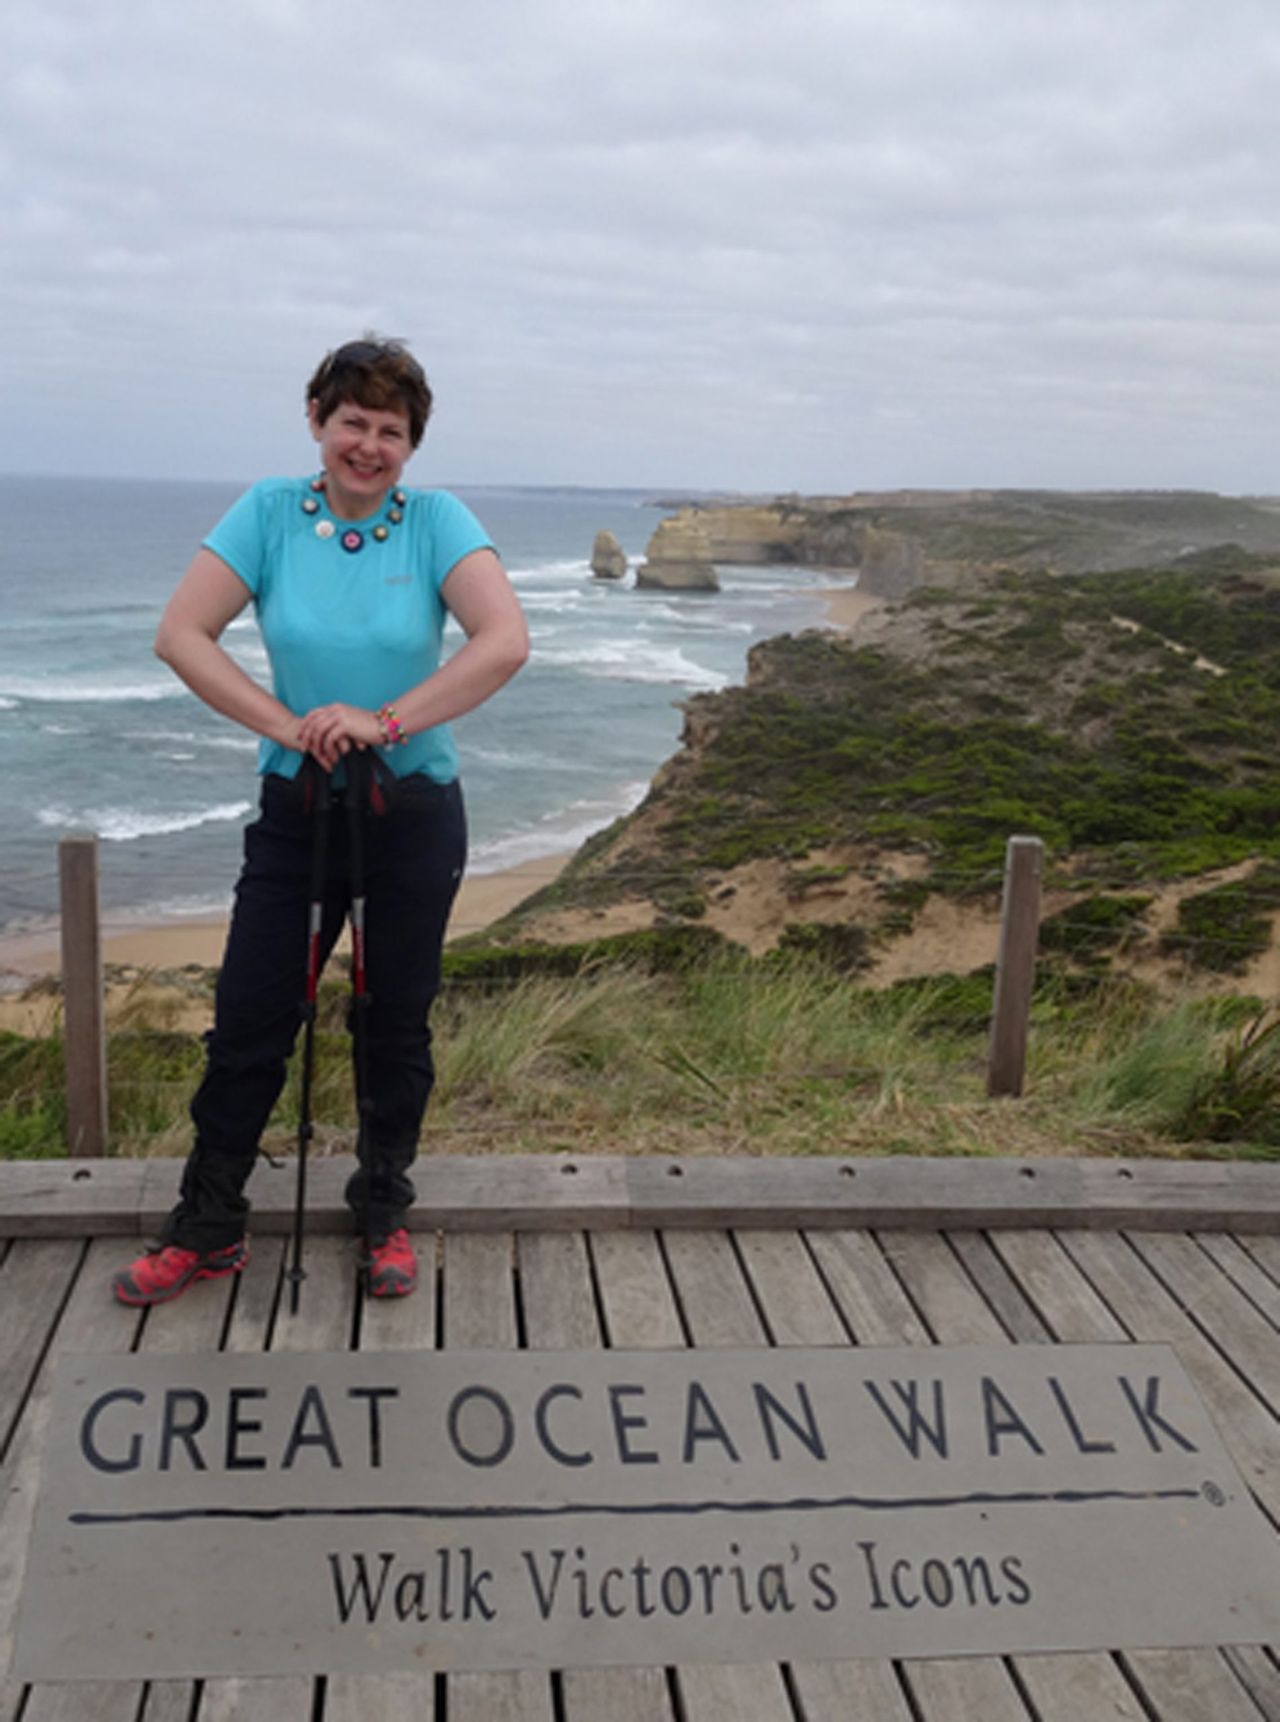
{"left": 987, "top": 834, "right": 1044, "bottom": 1099}
{"left": 59, "top": 833, "right": 108, "bottom": 1156}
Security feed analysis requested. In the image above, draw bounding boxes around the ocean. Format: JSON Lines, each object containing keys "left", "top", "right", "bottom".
{"left": 0, "top": 475, "right": 850, "bottom": 941}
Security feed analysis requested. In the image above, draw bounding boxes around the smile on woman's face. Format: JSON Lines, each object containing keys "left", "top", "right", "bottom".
{"left": 309, "top": 399, "right": 414, "bottom": 520}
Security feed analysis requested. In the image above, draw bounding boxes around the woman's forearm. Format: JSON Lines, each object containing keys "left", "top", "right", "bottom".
{"left": 156, "top": 626, "right": 300, "bottom": 748}
{"left": 392, "top": 621, "right": 530, "bottom": 737}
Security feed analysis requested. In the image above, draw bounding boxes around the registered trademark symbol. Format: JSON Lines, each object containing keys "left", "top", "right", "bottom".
{"left": 1203, "top": 1480, "right": 1227, "bottom": 1507}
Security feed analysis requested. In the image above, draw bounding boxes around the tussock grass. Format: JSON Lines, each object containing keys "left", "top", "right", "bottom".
{"left": 1, "top": 958, "right": 1274, "bottom": 1161}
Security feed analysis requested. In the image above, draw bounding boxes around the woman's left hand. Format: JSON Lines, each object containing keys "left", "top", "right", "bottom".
{"left": 297, "top": 703, "right": 383, "bottom": 770}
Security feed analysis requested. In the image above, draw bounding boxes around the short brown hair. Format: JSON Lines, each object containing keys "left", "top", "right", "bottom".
{"left": 305, "top": 337, "right": 433, "bottom": 447}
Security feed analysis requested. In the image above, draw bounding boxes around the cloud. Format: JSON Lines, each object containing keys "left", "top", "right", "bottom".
{"left": 3, "top": 0, "right": 1280, "bottom": 489}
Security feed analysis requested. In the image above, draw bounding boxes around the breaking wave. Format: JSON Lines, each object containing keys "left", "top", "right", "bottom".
{"left": 37, "top": 802, "right": 251, "bottom": 843}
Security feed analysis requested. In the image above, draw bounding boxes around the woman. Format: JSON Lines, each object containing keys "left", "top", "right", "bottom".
{"left": 113, "top": 337, "right": 528, "bottom": 1306}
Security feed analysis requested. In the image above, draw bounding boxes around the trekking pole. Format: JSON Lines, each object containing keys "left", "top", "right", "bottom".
{"left": 346, "top": 750, "right": 377, "bottom": 1284}
{"left": 287, "top": 759, "right": 331, "bottom": 1315}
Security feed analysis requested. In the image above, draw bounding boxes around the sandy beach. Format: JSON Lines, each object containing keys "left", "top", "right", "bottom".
{"left": 0, "top": 853, "right": 569, "bottom": 1034}
{"left": 810, "top": 584, "right": 884, "bottom": 632}
{"left": 0, "top": 852, "right": 568, "bottom": 978}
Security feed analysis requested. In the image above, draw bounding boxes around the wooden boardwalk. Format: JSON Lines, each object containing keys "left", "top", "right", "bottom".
{"left": 2, "top": 1155, "right": 1279, "bottom": 1722}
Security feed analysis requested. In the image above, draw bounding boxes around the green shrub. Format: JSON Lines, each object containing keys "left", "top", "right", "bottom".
{"left": 772, "top": 922, "right": 873, "bottom": 975}
{"left": 1161, "top": 865, "right": 1280, "bottom": 972}
{"left": 1038, "top": 895, "right": 1153, "bottom": 965}
{"left": 1173, "top": 1010, "right": 1280, "bottom": 1145}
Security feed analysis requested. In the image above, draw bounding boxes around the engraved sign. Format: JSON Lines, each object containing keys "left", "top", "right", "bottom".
{"left": 14, "top": 1344, "right": 1280, "bottom": 1679}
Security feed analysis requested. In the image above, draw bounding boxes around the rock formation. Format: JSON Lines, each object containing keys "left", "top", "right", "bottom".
{"left": 590, "top": 530, "right": 628, "bottom": 580}
{"left": 634, "top": 517, "right": 720, "bottom": 591}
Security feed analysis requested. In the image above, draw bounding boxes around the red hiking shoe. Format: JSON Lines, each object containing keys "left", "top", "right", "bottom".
{"left": 363, "top": 1227, "right": 417, "bottom": 1298}
{"left": 113, "top": 1239, "right": 248, "bottom": 1307}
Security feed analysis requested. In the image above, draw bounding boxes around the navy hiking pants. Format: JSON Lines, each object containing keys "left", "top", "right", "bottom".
{"left": 164, "top": 770, "right": 466, "bottom": 1253}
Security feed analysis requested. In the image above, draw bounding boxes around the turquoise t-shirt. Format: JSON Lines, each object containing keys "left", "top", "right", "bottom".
{"left": 204, "top": 478, "right": 495, "bottom": 782}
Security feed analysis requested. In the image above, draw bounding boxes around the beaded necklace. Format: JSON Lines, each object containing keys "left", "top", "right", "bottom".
{"left": 299, "top": 475, "right": 407, "bottom": 555}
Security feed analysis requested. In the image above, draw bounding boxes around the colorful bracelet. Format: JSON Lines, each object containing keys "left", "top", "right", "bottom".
{"left": 377, "top": 703, "right": 407, "bottom": 747}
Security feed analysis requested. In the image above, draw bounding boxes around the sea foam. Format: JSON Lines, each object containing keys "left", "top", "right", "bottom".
{"left": 533, "top": 640, "right": 728, "bottom": 691}
{"left": 0, "top": 676, "right": 183, "bottom": 704}
{"left": 469, "top": 780, "right": 651, "bottom": 872}
{"left": 37, "top": 802, "right": 251, "bottom": 842}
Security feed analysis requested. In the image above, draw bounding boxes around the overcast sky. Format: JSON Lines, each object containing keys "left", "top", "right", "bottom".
{"left": 5, "top": 0, "right": 1279, "bottom": 492}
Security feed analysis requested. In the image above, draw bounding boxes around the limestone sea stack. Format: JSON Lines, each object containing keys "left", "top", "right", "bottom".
{"left": 590, "top": 529, "right": 628, "bottom": 580}
{"left": 635, "top": 515, "right": 721, "bottom": 591}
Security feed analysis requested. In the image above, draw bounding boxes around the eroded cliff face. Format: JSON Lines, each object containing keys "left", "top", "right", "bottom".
{"left": 639, "top": 504, "right": 944, "bottom": 599}
{"left": 635, "top": 515, "right": 721, "bottom": 590}
{"left": 641, "top": 487, "right": 1280, "bottom": 599}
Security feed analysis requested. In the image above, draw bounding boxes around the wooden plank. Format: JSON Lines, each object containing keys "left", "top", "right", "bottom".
{"left": 560, "top": 1667, "right": 673, "bottom": 1722}
{"left": 1242, "top": 1232, "right": 1280, "bottom": 1285}
{"left": 199, "top": 1235, "right": 352, "bottom": 1722}
{"left": 519, "top": 1232, "right": 678, "bottom": 1722}
{"left": 1122, "top": 1647, "right": 1272, "bottom": 1721}
{"left": 673, "top": 1663, "right": 794, "bottom": 1722}
{"left": 139, "top": 1681, "right": 198, "bottom": 1722}
{"left": 75, "top": 1254, "right": 247, "bottom": 1722}
{"left": 987, "top": 1228, "right": 1277, "bottom": 1714}
{"left": 326, "top": 1673, "right": 436, "bottom": 1722}
{"left": 805, "top": 1230, "right": 929, "bottom": 1346}
{"left": 883, "top": 1232, "right": 1169, "bottom": 1722}
{"left": 269, "top": 1232, "right": 356, "bottom": 1355}
{"left": 902, "top": 1658, "right": 1032, "bottom": 1721}
{"left": 21, "top": 1686, "right": 141, "bottom": 1722}
{"left": 813, "top": 1228, "right": 1249, "bottom": 1718}
{"left": 0, "top": 1240, "right": 82, "bottom": 1461}
{"left": 1193, "top": 1233, "right": 1280, "bottom": 1332}
{"left": 985, "top": 1230, "right": 1129, "bottom": 1345}
{"left": 198, "top": 1677, "right": 314, "bottom": 1722}
{"left": 8, "top": 1154, "right": 1280, "bottom": 1240}
{"left": 872, "top": 1234, "right": 1044, "bottom": 1721}
{"left": 1222, "top": 1645, "right": 1280, "bottom": 1718}
{"left": 733, "top": 1230, "right": 848, "bottom": 1346}
{"left": 223, "top": 1234, "right": 286, "bottom": 1354}
{"left": 662, "top": 1232, "right": 766, "bottom": 1349}
{"left": 589, "top": 1233, "right": 684, "bottom": 1350}
{"left": 1014, "top": 1652, "right": 1147, "bottom": 1721}
{"left": 442, "top": 1231, "right": 554, "bottom": 1722}
{"left": 519, "top": 1231, "right": 600, "bottom": 1351}
{"left": 443, "top": 1232, "right": 518, "bottom": 1350}
{"left": 447, "top": 1671, "right": 554, "bottom": 1722}
{"left": 137, "top": 1156, "right": 632, "bottom": 1240}
{"left": 328, "top": 1231, "right": 436, "bottom": 1722}
{"left": 592, "top": 1235, "right": 794, "bottom": 1716}
{"left": 789, "top": 1660, "right": 914, "bottom": 1722}
{"left": 947, "top": 1231, "right": 1053, "bottom": 1344}
{"left": 0, "top": 1241, "right": 144, "bottom": 1722}
{"left": 142, "top": 1239, "right": 284, "bottom": 1722}
{"left": 735, "top": 1230, "right": 910, "bottom": 1722}
{"left": 627, "top": 1157, "right": 1090, "bottom": 1232}
{"left": 1056, "top": 1229, "right": 1280, "bottom": 1521}
{"left": 1075, "top": 1159, "right": 1280, "bottom": 1234}
{"left": 60, "top": 833, "right": 107, "bottom": 1158}
{"left": 627, "top": 1156, "right": 1280, "bottom": 1234}
{"left": 658, "top": 1232, "right": 801, "bottom": 1721}
{"left": 876, "top": 1230, "right": 1008, "bottom": 1345}
{"left": 0, "top": 1160, "right": 150, "bottom": 1238}
{"left": 1125, "top": 1231, "right": 1280, "bottom": 1422}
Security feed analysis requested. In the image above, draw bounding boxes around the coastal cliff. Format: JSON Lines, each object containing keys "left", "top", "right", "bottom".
{"left": 635, "top": 515, "right": 720, "bottom": 590}
{"left": 640, "top": 489, "right": 1280, "bottom": 601}
{"left": 486, "top": 539, "right": 1280, "bottom": 992}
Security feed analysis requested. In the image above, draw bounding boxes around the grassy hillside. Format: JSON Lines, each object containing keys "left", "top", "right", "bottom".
{"left": 494, "top": 547, "right": 1280, "bottom": 979}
